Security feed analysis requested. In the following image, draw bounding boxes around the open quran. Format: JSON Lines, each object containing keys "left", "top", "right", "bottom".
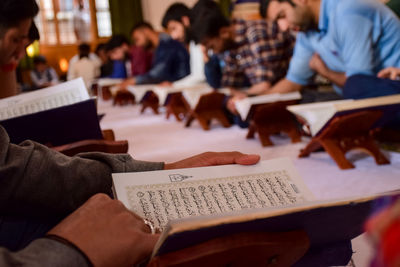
{"left": 112, "top": 158, "right": 387, "bottom": 260}
{"left": 0, "top": 78, "right": 103, "bottom": 146}
{"left": 287, "top": 94, "right": 400, "bottom": 136}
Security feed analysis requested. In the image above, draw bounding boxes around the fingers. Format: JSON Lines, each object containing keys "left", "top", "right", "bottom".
{"left": 234, "top": 154, "right": 261, "bottom": 165}
{"left": 205, "top": 152, "right": 260, "bottom": 166}
{"left": 391, "top": 70, "right": 399, "bottom": 81}
{"left": 377, "top": 67, "right": 400, "bottom": 80}
{"left": 377, "top": 68, "right": 389, "bottom": 78}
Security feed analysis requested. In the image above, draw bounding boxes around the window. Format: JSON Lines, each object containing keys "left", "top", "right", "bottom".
{"left": 95, "top": 0, "right": 112, "bottom": 38}
{"left": 35, "top": 0, "right": 112, "bottom": 45}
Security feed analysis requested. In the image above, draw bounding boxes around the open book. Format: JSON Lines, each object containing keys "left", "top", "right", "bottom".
{"left": 0, "top": 78, "right": 103, "bottom": 146}
{"left": 112, "top": 157, "right": 388, "bottom": 259}
{"left": 121, "top": 85, "right": 155, "bottom": 103}
{"left": 0, "top": 78, "right": 89, "bottom": 121}
{"left": 287, "top": 94, "right": 400, "bottom": 136}
{"left": 235, "top": 92, "right": 302, "bottom": 121}
{"left": 152, "top": 83, "right": 212, "bottom": 106}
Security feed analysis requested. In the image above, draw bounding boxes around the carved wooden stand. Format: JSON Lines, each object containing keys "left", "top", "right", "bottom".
{"left": 246, "top": 101, "right": 301, "bottom": 147}
{"left": 148, "top": 231, "right": 309, "bottom": 267}
{"left": 52, "top": 129, "right": 128, "bottom": 157}
{"left": 165, "top": 92, "right": 189, "bottom": 121}
{"left": 113, "top": 90, "right": 136, "bottom": 106}
{"left": 141, "top": 91, "right": 160, "bottom": 114}
{"left": 185, "top": 92, "right": 231, "bottom": 131}
{"left": 299, "top": 110, "right": 390, "bottom": 170}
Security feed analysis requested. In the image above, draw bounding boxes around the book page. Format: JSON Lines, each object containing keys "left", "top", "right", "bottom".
{"left": 335, "top": 94, "right": 400, "bottom": 112}
{"left": 287, "top": 100, "right": 353, "bottom": 136}
{"left": 152, "top": 84, "right": 210, "bottom": 106}
{"left": 0, "top": 78, "right": 89, "bottom": 121}
{"left": 113, "top": 158, "right": 313, "bottom": 231}
{"left": 126, "top": 85, "right": 155, "bottom": 102}
{"left": 235, "top": 92, "right": 301, "bottom": 120}
{"left": 181, "top": 86, "right": 213, "bottom": 109}
{"left": 96, "top": 78, "right": 124, "bottom": 88}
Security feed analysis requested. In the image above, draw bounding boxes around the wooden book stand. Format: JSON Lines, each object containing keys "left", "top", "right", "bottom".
{"left": 148, "top": 231, "right": 310, "bottom": 267}
{"left": 185, "top": 92, "right": 231, "bottom": 131}
{"left": 299, "top": 110, "right": 390, "bottom": 169}
{"left": 95, "top": 85, "right": 113, "bottom": 101}
{"left": 166, "top": 92, "right": 189, "bottom": 122}
{"left": 141, "top": 91, "right": 160, "bottom": 114}
{"left": 113, "top": 90, "right": 136, "bottom": 106}
{"left": 52, "top": 129, "right": 128, "bottom": 157}
{"left": 246, "top": 101, "right": 301, "bottom": 147}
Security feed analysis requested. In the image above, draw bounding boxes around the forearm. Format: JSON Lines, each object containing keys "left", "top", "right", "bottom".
{"left": 0, "top": 238, "right": 89, "bottom": 267}
{"left": 320, "top": 69, "right": 347, "bottom": 88}
{"left": 266, "top": 78, "right": 303, "bottom": 94}
{"left": 244, "top": 81, "right": 271, "bottom": 95}
{"left": 0, "top": 127, "right": 163, "bottom": 218}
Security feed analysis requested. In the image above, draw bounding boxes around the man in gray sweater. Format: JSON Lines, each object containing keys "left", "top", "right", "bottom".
{"left": 0, "top": 0, "right": 259, "bottom": 266}
{"left": 0, "top": 1, "right": 260, "bottom": 265}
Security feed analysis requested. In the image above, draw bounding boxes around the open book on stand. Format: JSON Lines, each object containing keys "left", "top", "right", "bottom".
{"left": 112, "top": 158, "right": 390, "bottom": 262}
{"left": 0, "top": 78, "right": 103, "bottom": 146}
{"left": 235, "top": 92, "right": 301, "bottom": 121}
{"left": 287, "top": 94, "right": 400, "bottom": 136}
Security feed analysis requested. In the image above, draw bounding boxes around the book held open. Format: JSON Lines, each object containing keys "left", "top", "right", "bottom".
{"left": 112, "top": 158, "right": 396, "bottom": 260}
{"left": 113, "top": 158, "right": 313, "bottom": 231}
{"left": 0, "top": 78, "right": 89, "bottom": 121}
{"left": 235, "top": 92, "right": 302, "bottom": 121}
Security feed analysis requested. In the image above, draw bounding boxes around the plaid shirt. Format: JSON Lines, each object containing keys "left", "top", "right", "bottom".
{"left": 222, "top": 19, "right": 294, "bottom": 88}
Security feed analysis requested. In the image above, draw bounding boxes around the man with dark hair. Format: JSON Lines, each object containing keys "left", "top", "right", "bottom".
{"left": 0, "top": 2, "right": 260, "bottom": 265}
{"left": 30, "top": 55, "right": 59, "bottom": 89}
{"left": 262, "top": 0, "right": 400, "bottom": 98}
{"left": 191, "top": 8, "right": 294, "bottom": 112}
{"left": 102, "top": 34, "right": 131, "bottom": 79}
{"left": 161, "top": 2, "right": 207, "bottom": 87}
{"left": 68, "top": 43, "right": 100, "bottom": 88}
{"left": 121, "top": 21, "right": 190, "bottom": 87}
{"left": 0, "top": 0, "right": 39, "bottom": 98}
{"left": 162, "top": 3, "right": 192, "bottom": 44}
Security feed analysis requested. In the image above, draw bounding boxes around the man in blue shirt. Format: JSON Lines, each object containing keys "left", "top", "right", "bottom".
{"left": 121, "top": 22, "right": 190, "bottom": 86}
{"left": 261, "top": 0, "right": 400, "bottom": 96}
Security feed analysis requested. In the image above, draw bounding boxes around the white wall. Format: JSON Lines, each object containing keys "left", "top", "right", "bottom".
{"left": 141, "top": 0, "right": 199, "bottom": 30}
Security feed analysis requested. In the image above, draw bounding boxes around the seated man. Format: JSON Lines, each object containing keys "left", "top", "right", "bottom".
{"left": 121, "top": 22, "right": 190, "bottom": 87}
{"left": 102, "top": 35, "right": 131, "bottom": 79}
{"left": 191, "top": 8, "right": 294, "bottom": 113}
{"left": 67, "top": 44, "right": 100, "bottom": 89}
{"left": 162, "top": 2, "right": 206, "bottom": 86}
{"left": 0, "top": 1, "right": 260, "bottom": 264}
{"left": 262, "top": 0, "right": 400, "bottom": 97}
{"left": 30, "top": 55, "right": 59, "bottom": 89}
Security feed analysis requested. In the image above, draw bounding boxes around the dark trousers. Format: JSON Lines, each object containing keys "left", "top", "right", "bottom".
{"left": 344, "top": 74, "right": 400, "bottom": 100}
{"left": 344, "top": 74, "right": 400, "bottom": 130}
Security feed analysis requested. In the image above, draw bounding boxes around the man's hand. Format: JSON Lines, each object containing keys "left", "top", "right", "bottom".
{"left": 119, "top": 78, "right": 136, "bottom": 90}
{"left": 227, "top": 89, "right": 247, "bottom": 114}
{"left": 158, "top": 81, "right": 173, "bottom": 87}
{"left": 378, "top": 67, "right": 400, "bottom": 81}
{"left": 309, "top": 53, "right": 347, "bottom": 87}
{"left": 164, "top": 152, "right": 260, "bottom": 170}
{"left": 48, "top": 194, "right": 159, "bottom": 267}
{"left": 309, "top": 53, "right": 328, "bottom": 75}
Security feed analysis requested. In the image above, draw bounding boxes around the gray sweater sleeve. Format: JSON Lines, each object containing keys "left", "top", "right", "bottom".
{"left": 0, "top": 126, "right": 164, "bottom": 218}
{"left": 0, "top": 238, "right": 89, "bottom": 267}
